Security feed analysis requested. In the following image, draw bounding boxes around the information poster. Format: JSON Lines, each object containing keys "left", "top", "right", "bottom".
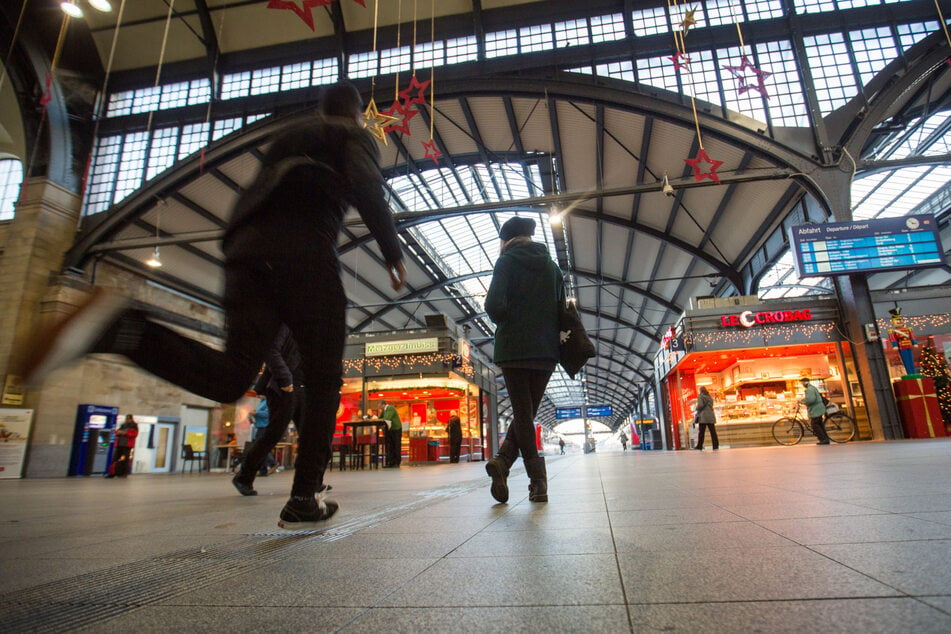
{"left": 0, "top": 408, "right": 33, "bottom": 479}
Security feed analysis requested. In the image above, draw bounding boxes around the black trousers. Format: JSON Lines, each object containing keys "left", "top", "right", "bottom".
{"left": 385, "top": 427, "right": 402, "bottom": 465}
{"left": 696, "top": 423, "right": 719, "bottom": 449}
{"left": 120, "top": 224, "right": 345, "bottom": 498}
{"left": 240, "top": 384, "right": 304, "bottom": 480}
{"left": 111, "top": 446, "right": 132, "bottom": 476}
{"left": 449, "top": 436, "right": 462, "bottom": 463}
{"left": 810, "top": 415, "right": 830, "bottom": 442}
{"left": 500, "top": 366, "right": 553, "bottom": 462}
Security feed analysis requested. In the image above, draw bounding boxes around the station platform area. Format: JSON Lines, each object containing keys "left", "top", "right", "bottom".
{"left": 3, "top": 439, "right": 951, "bottom": 632}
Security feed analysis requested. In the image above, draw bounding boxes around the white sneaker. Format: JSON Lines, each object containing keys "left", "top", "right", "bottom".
{"left": 23, "top": 288, "right": 129, "bottom": 387}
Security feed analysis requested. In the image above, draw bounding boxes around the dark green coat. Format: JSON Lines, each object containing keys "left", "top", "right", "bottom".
{"left": 485, "top": 239, "right": 563, "bottom": 365}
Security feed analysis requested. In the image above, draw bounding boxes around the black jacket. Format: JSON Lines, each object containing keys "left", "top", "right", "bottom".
{"left": 224, "top": 115, "right": 402, "bottom": 265}
{"left": 485, "top": 238, "right": 563, "bottom": 365}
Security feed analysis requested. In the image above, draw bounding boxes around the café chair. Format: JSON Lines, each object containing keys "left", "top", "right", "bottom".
{"left": 181, "top": 444, "right": 206, "bottom": 473}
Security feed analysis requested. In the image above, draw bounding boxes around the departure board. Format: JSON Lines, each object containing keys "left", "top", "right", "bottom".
{"left": 789, "top": 214, "right": 944, "bottom": 277}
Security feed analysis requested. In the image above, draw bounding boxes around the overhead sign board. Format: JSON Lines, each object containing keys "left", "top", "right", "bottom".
{"left": 586, "top": 405, "right": 613, "bottom": 417}
{"left": 789, "top": 214, "right": 944, "bottom": 277}
{"left": 365, "top": 337, "right": 439, "bottom": 357}
{"left": 555, "top": 407, "right": 582, "bottom": 419}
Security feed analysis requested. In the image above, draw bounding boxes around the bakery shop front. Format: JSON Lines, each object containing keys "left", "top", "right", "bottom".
{"left": 335, "top": 319, "right": 496, "bottom": 464}
{"left": 654, "top": 296, "right": 871, "bottom": 449}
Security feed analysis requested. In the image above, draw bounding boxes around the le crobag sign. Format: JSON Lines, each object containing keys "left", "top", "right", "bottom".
{"left": 721, "top": 308, "right": 813, "bottom": 328}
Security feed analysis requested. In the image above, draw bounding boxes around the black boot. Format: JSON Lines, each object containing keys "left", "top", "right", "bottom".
{"left": 525, "top": 456, "right": 548, "bottom": 503}
{"left": 485, "top": 441, "right": 516, "bottom": 503}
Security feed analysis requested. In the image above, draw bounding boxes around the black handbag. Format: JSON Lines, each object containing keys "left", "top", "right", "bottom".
{"left": 559, "top": 298, "right": 596, "bottom": 378}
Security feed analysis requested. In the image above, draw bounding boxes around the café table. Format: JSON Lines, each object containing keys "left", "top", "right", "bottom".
{"left": 342, "top": 420, "right": 387, "bottom": 469}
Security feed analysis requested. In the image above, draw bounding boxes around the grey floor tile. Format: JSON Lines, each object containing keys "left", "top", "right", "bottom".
{"left": 617, "top": 547, "right": 895, "bottom": 603}
{"left": 80, "top": 606, "right": 363, "bottom": 633}
{"left": 758, "top": 513, "right": 951, "bottom": 545}
{"left": 609, "top": 506, "right": 743, "bottom": 527}
{"left": 813, "top": 540, "right": 951, "bottom": 595}
{"left": 344, "top": 605, "right": 631, "bottom": 633}
{"left": 451, "top": 526, "right": 616, "bottom": 557}
{"left": 631, "top": 598, "right": 951, "bottom": 633}
{"left": 379, "top": 554, "right": 624, "bottom": 607}
{"left": 481, "top": 509, "right": 609, "bottom": 532}
{"left": 161, "top": 557, "right": 438, "bottom": 607}
{"left": 612, "top": 520, "right": 793, "bottom": 552}
{"left": 721, "top": 499, "right": 879, "bottom": 521}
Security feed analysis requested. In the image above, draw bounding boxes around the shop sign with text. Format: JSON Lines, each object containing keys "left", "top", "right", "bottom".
{"left": 721, "top": 309, "right": 813, "bottom": 328}
{"left": 365, "top": 337, "right": 440, "bottom": 357}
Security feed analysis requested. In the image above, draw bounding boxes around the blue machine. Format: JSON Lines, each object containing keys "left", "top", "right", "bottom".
{"left": 69, "top": 404, "right": 119, "bottom": 476}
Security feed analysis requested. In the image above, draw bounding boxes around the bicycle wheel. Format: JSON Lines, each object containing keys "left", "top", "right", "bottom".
{"left": 772, "top": 417, "right": 804, "bottom": 445}
{"left": 824, "top": 412, "right": 856, "bottom": 443}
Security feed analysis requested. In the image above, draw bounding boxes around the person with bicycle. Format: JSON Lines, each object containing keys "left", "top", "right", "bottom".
{"left": 799, "top": 377, "right": 830, "bottom": 445}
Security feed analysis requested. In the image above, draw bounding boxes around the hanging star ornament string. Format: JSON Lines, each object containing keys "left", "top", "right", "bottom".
{"left": 423, "top": 0, "right": 441, "bottom": 163}
{"left": 667, "top": 0, "right": 724, "bottom": 184}
{"left": 362, "top": 0, "right": 398, "bottom": 144}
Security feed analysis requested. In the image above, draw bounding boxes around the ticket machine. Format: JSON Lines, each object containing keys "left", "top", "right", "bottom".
{"left": 69, "top": 404, "right": 119, "bottom": 476}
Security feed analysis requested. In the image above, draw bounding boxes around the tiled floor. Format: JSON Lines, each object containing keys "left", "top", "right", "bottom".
{"left": 3, "top": 439, "right": 951, "bottom": 632}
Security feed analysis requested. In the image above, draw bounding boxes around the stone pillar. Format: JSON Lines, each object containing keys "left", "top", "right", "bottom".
{"left": 0, "top": 177, "right": 83, "bottom": 389}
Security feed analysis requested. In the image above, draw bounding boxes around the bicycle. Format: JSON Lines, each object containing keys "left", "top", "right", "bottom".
{"left": 771, "top": 403, "right": 856, "bottom": 445}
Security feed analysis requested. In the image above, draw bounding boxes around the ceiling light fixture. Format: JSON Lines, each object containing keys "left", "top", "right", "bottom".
{"left": 61, "top": 0, "right": 114, "bottom": 18}
{"left": 60, "top": 1, "right": 83, "bottom": 18}
{"left": 145, "top": 246, "right": 162, "bottom": 268}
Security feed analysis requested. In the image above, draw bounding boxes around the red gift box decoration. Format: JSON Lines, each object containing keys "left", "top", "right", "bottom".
{"left": 893, "top": 377, "right": 946, "bottom": 438}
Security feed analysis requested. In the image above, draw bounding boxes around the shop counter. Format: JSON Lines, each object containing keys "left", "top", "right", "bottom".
{"left": 409, "top": 436, "right": 484, "bottom": 462}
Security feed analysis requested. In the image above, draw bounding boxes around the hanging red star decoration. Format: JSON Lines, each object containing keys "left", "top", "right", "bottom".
{"left": 266, "top": 0, "right": 333, "bottom": 31}
{"left": 722, "top": 55, "right": 772, "bottom": 99}
{"left": 381, "top": 100, "right": 420, "bottom": 135}
{"left": 684, "top": 149, "right": 724, "bottom": 184}
{"left": 668, "top": 52, "right": 691, "bottom": 72}
{"left": 399, "top": 75, "right": 431, "bottom": 108}
{"left": 680, "top": 7, "right": 698, "bottom": 34}
{"left": 422, "top": 139, "right": 442, "bottom": 164}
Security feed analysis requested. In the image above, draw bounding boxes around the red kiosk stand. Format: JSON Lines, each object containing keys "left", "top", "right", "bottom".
{"left": 893, "top": 377, "right": 946, "bottom": 438}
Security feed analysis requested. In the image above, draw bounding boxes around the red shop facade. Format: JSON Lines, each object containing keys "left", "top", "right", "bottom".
{"left": 654, "top": 296, "right": 871, "bottom": 449}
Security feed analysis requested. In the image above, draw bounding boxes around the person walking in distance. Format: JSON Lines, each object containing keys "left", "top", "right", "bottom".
{"left": 378, "top": 398, "right": 403, "bottom": 468}
{"left": 23, "top": 81, "right": 406, "bottom": 527}
{"left": 484, "top": 217, "right": 563, "bottom": 504}
{"left": 693, "top": 386, "right": 719, "bottom": 450}
{"left": 800, "top": 377, "right": 830, "bottom": 445}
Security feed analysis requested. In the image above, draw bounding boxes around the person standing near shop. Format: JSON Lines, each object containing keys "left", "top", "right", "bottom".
{"left": 484, "top": 217, "right": 563, "bottom": 504}
{"left": 446, "top": 411, "right": 463, "bottom": 463}
{"left": 379, "top": 398, "right": 403, "bottom": 468}
{"left": 693, "top": 386, "right": 719, "bottom": 450}
{"left": 23, "top": 81, "right": 407, "bottom": 527}
{"left": 106, "top": 414, "right": 139, "bottom": 478}
{"left": 800, "top": 377, "right": 830, "bottom": 444}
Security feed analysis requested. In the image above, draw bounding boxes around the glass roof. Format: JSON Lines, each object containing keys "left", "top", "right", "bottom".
{"left": 391, "top": 163, "right": 585, "bottom": 412}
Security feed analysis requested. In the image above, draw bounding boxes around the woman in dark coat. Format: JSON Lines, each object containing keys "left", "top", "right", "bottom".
{"left": 483, "top": 216, "right": 564, "bottom": 503}
{"left": 694, "top": 386, "right": 719, "bottom": 450}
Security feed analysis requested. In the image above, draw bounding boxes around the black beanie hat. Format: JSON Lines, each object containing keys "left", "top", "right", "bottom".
{"left": 499, "top": 217, "right": 536, "bottom": 241}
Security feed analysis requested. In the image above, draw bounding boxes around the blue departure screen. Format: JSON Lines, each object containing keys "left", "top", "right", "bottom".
{"left": 789, "top": 215, "right": 944, "bottom": 277}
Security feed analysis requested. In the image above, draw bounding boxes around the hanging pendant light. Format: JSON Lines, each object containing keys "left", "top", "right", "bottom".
{"left": 89, "top": 0, "right": 114, "bottom": 11}
{"left": 61, "top": 1, "right": 83, "bottom": 18}
{"left": 145, "top": 246, "right": 162, "bottom": 268}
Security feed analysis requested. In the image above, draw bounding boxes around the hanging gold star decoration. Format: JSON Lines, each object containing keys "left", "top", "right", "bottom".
{"left": 680, "top": 6, "right": 698, "bottom": 34}
{"left": 363, "top": 98, "right": 399, "bottom": 145}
